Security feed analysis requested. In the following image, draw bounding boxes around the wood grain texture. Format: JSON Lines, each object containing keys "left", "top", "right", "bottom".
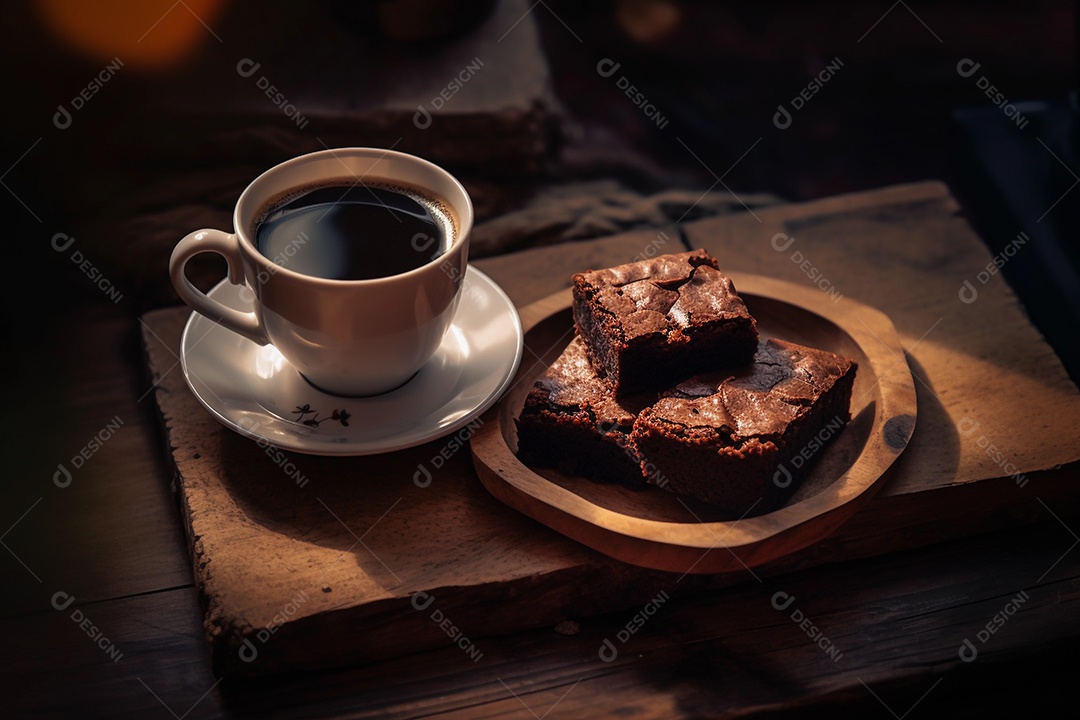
{"left": 685, "top": 181, "right": 1080, "bottom": 488}
{"left": 471, "top": 274, "right": 918, "bottom": 573}
{"left": 139, "top": 182, "right": 1080, "bottom": 679}
{"left": 0, "top": 303, "right": 193, "bottom": 619}
{"left": 4, "top": 520, "right": 1077, "bottom": 719}
{"left": 139, "top": 229, "right": 703, "bottom": 678}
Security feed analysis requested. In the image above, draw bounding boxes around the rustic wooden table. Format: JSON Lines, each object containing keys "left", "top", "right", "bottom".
{"left": 4, "top": 179, "right": 1078, "bottom": 719}
{"left": 6, "top": 1, "right": 1079, "bottom": 716}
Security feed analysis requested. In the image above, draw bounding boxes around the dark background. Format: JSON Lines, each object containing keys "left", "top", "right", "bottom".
{"left": 539, "top": 1, "right": 1079, "bottom": 383}
{"left": 0, "top": 2, "right": 1076, "bottom": 716}
{"left": 544, "top": 1, "right": 1073, "bottom": 198}
{"left": 2, "top": 0, "right": 1076, "bottom": 379}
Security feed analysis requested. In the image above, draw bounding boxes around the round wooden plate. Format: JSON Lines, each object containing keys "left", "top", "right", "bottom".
{"left": 470, "top": 272, "right": 917, "bottom": 574}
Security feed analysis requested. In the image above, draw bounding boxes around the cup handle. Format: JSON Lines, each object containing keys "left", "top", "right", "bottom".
{"left": 169, "top": 229, "right": 269, "bottom": 345}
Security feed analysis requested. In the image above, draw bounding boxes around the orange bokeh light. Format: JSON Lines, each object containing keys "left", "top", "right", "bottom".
{"left": 36, "top": 0, "right": 226, "bottom": 70}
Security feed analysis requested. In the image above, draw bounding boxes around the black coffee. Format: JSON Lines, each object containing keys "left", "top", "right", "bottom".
{"left": 254, "top": 183, "right": 451, "bottom": 280}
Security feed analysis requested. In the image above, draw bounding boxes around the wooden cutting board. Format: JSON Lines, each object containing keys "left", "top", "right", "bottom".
{"left": 140, "top": 181, "right": 1080, "bottom": 678}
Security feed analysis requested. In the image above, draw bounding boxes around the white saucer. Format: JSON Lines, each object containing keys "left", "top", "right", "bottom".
{"left": 179, "top": 266, "right": 523, "bottom": 456}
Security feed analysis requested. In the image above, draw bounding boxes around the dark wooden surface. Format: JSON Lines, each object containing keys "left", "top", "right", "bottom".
{"left": 5, "top": 183, "right": 1080, "bottom": 718}
{"left": 3, "top": 2, "right": 1080, "bottom": 717}
{"left": 133, "top": 180, "right": 1080, "bottom": 684}
{"left": 3, "top": 327, "right": 1078, "bottom": 720}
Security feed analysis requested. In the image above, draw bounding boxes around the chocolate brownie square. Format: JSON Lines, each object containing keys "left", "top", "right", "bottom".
{"left": 515, "top": 336, "right": 653, "bottom": 486}
{"left": 571, "top": 249, "right": 758, "bottom": 395}
{"left": 629, "top": 338, "right": 857, "bottom": 516}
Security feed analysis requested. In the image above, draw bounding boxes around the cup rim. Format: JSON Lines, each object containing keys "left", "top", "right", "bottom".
{"left": 232, "top": 147, "right": 473, "bottom": 286}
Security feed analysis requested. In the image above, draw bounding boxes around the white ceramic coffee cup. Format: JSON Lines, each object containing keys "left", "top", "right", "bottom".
{"left": 169, "top": 148, "right": 472, "bottom": 397}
